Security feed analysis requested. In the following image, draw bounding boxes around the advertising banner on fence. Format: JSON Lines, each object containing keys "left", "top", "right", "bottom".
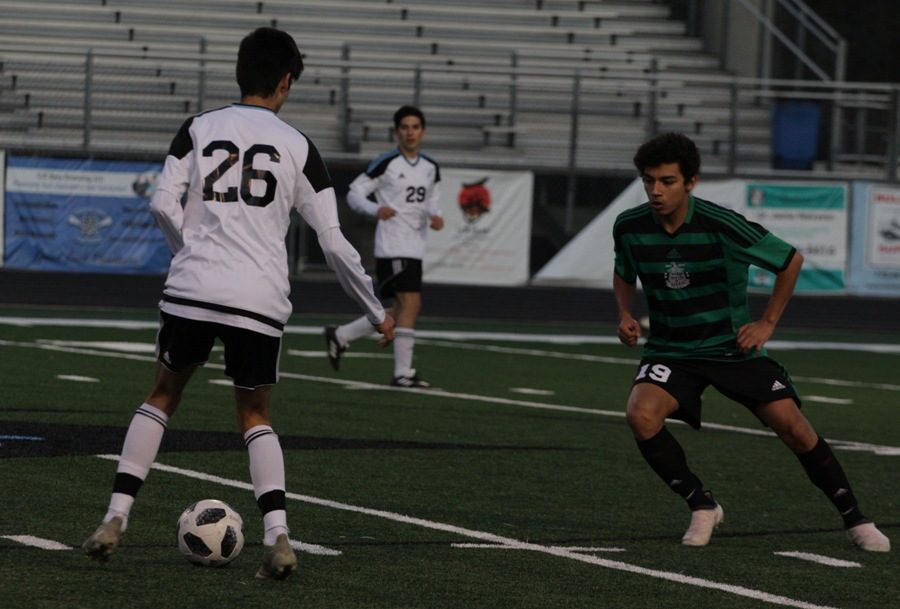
{"left": 423, "top": 168, "right": 533, "bottom": 286}
{"left": 744, "top": 183, "right": 847, "bottom": 292}
{"left": 4, "top": 156, "right": 170, "bottom": 274}
{"left": 846, "top": 182, "right": 900, "bottom": 296}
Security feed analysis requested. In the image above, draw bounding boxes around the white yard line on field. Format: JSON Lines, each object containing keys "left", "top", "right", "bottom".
{"left": 1, "top": 535, "right": 71, "bottom": 550}
{"left": 2, "top": 317, "right": 900, "bottom": 353}
{"left": 452, "top": 543, "right": 626, "bottom": 553}
{"left": 2, "top": 338, "right": 899, "bottom": 456}
{"left": 773, "top": 552, "right": 862, "bottom": 568}
{"left": 94, "top": 455, "right": 843, "bottom": 609}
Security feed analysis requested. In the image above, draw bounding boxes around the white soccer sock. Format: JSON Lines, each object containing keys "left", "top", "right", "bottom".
{"left": 393, "top": 328, "right": 415, "bottom": 378}
{"left": 106, "top": 403, "right": 169, "bottom": 529}
{"left": 336, "top": 315, "right": 376, "bottom": 346}
{"left": 263, "top": 511, "right": 289, "bottom": 546}
{"left": 244, "top": 425, "right": 289, "bottom": 545}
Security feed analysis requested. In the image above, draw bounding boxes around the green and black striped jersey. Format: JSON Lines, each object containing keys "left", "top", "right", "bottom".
{"left": 613, "top": 196, "right": 796, "bottom": 360}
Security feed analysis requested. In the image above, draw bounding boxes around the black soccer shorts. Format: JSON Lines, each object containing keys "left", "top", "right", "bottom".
{"left": 631, "top": 356, "right": 801, "bottom": 429}
{"left": 156, "top": 311, "right": 281, "bottom": 389}
{"left": 375, "top": 257, "right": 423, "bottom": 299}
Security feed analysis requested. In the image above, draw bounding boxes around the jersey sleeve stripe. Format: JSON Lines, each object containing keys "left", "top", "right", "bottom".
{"left": 167, "top": 117, "right": 195, "bottom": 159}
{"left": 366, "top": 150, "right": 400, "bottom": 177}
{"left": 301, "top": 135, "right": 333, "bottom": 193}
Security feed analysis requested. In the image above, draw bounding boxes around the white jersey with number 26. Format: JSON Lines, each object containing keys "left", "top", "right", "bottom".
{"left": 149, "top": 103, "right": 384, "bottom": 337}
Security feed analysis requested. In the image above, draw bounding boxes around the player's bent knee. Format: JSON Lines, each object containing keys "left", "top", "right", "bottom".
{"left": 625, "top": 402, "right": 666, "bottom": 438}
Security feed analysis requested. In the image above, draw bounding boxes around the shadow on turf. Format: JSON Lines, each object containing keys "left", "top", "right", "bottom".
{"left": 0, "top": 421, "right": 575, "bottom": 459}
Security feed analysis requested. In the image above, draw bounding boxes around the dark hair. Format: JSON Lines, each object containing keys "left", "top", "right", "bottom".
{"left": 236, "top": 27, "right": 303, "bottom": 98}
{"left": 393, "top": 105, "right": 426, "bottom": 129}
{"left": 633, "top": 132, "right": 701, "bottom": 182}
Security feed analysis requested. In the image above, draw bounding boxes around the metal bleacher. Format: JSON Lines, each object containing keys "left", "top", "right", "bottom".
{"left": 0, "top": 0, "right": 768, "bottom": 173}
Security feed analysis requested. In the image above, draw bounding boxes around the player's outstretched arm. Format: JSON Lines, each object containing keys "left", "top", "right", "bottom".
{"left": 317, "top": 225, "right": 386, "bottom": 328}
{"left": 737, "top": 250, "right": 804, "bottom": 354}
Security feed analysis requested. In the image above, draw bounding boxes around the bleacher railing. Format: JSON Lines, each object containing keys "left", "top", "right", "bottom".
{"left": 0, "top": 45, "right": 898, "bottom": 185}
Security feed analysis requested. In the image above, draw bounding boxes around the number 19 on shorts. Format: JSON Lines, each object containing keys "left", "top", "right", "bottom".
{"left": 635, "top": 363, "right": 672, "bottom": 383}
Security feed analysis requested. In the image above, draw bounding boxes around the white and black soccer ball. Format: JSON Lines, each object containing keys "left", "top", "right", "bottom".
{"left": 176, "top": 499, "right": 245, "bottom": 567}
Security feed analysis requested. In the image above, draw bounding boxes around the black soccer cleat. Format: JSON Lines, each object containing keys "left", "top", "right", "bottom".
{"left": 324, "top": 325, "right": 345, "bottom": 371}
{"left": 391, "top": 374, "right": 431, "bottom": 389}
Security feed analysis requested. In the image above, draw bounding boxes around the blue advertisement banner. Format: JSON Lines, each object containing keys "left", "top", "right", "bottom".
{"left": 4, "top": 156, "right": 170, "bottom": 274}
{"left": 846, "top": 182, "right": 900, "bottom": 296}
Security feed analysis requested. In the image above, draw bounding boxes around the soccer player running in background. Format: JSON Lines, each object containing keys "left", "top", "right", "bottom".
{"left": 324, "top": 105, "right": 443, "bottom": 388}
{"left": 613, "top": 132, "right": 890, "bottom": 552}
{"left": 82, "top": 27, "right": 395, "bottom": 579}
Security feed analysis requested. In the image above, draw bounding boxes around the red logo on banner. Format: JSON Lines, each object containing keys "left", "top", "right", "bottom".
{"left": 458, "top": 178, "right": 491, "bottom": 221}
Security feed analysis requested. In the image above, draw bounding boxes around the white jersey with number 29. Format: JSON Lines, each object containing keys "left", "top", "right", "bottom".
{"left": 149, "top": 103, "right": 384, "bottom": 337}
{"left": 347, "top": 149, "right": 441, "bottom": 260}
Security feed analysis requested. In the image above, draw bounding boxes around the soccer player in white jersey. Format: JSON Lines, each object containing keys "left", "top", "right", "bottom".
{"left": 324, "top": 105, "right": 443, "bottom": 388}
{"left": 82, "top": 27, "right": 394, "bottom": 580}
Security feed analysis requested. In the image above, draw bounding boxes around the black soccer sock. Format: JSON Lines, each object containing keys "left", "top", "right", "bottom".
{"left": 112, "top": 472, "right": 144, "bottom": 498}
{"left": 637, "top": 427, "right": 716, "bottom": 511}
{"left": 257, "top": 489, "right": 287, "bottom": 515}
{"left": 797, "top": 436, "right": 866, "bottom": 528}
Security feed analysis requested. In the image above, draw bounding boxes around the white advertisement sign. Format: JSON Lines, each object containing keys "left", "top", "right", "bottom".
{"left": 424, "top": 168, "right": 533, "bottom": 286}
{"left": 866, "top": 186, "right": 900, "bottom": 269}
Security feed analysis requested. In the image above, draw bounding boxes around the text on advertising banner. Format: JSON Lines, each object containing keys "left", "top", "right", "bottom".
{"left": 4, "top": 156, "right": 170, "bottom": 274}
{"left": 744, "top": 183, "right": 847, "bottom": 292}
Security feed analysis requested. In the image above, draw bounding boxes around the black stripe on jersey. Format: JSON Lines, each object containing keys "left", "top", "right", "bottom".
{"left": 645, "top": 290, "right": 731, "bottom": 317}
{"left": 649, "top": 317, "right": 734, "bottom": 344}
{"left": 167, "top": 117, "right": 195, "bottom": 159}
{"left": 301, "top": 136, "right": 333, "bottom": 193}
{"left": 613, "top": 206, "right": 652, "bottom": 239}
{"left": 631, "top": 242, "right": 724, "bottom": 262}
{"left": 777, "top": 247, "right": 798, "bottom": 272}
{"left": 161, "top": 294, "right": 284, "bottom": 330}
{"left": 420, "top": 152, "right": 441, "bottom": 182}
{"left": 366, "top": 150, "right": 402, "bottom": 178}
{"left": 639, "top": 268, "right": 729, "bottom": 291}
{"left": 694, "top": 200, "right": 767, "bottom": 248}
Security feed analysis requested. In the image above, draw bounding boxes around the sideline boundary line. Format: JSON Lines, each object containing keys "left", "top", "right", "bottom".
{"left": 2, "top": 338, "right": 898, "bottom": 456}
{"left": 2, "top": 316, "right": 900, "bottom": 353}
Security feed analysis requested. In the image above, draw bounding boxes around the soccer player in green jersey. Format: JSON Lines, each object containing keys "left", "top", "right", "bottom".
{"left": 613, "top": 132, "right": 890, "bottom": 552}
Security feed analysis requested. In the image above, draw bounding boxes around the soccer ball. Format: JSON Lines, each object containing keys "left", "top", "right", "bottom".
{"left": 176, "top": 499, "right": 245, "bottom": 567}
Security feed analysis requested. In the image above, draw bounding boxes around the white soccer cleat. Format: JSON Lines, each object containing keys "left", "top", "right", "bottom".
{"left": 82, "top": 516, "right": 124, "bottom": 562}
{"left": 681, "top": 504, "right": 724, "bottom": 547}
{"left": 256, "top": 534, "right": 298, "bottom": 580}
{"left": 846, "top": 522, "right": 891, "bottom": 552}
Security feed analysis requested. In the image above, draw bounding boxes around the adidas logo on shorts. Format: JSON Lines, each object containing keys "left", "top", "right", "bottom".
{"left": 771, "top": 380, "right": 786, "bottom": 391}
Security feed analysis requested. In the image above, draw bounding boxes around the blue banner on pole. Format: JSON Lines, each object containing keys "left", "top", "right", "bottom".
{"left": 4, "top": 156, "right": 171, "bottom": 274}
